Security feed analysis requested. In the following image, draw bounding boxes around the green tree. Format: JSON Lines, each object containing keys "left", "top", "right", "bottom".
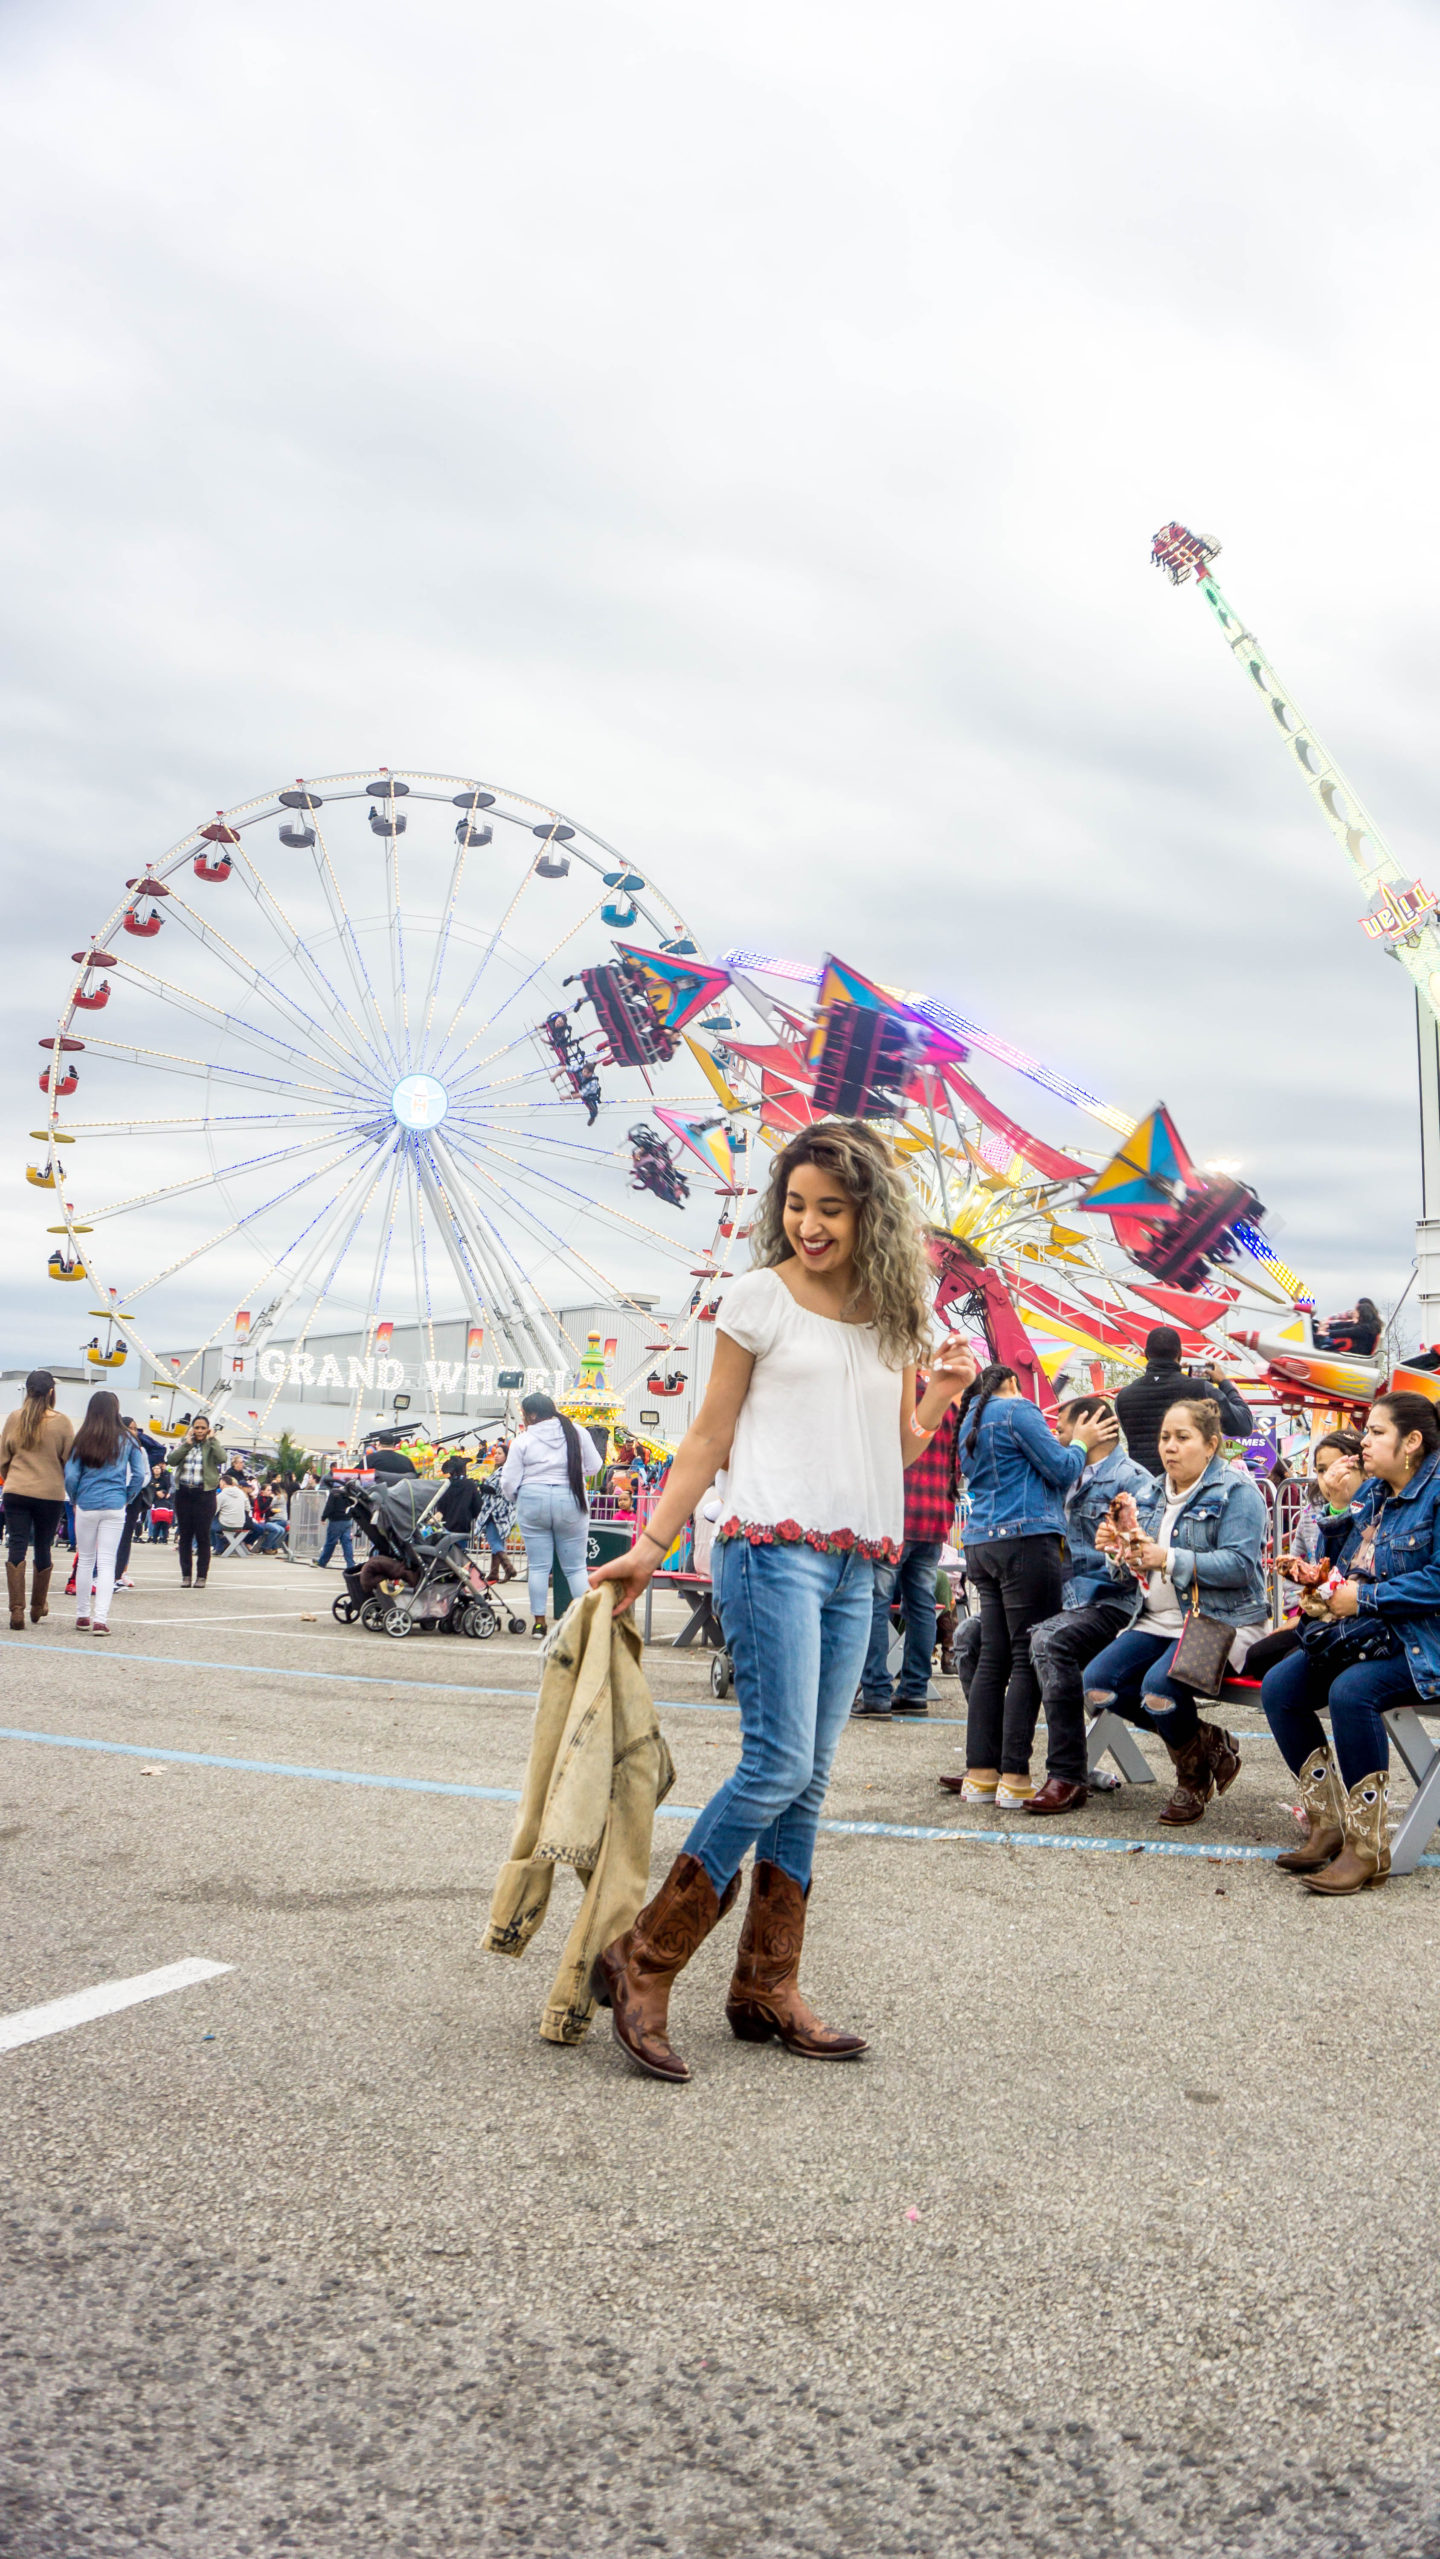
{"left": 269, "top": 1429, "right": 314, "bottom": 1486}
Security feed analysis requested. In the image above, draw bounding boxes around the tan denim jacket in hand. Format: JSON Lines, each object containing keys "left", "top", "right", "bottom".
{"left": 484, "top": 1582, "right": 675, "bottom": 2045}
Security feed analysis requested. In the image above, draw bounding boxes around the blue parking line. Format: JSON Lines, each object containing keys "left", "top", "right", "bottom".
{"left": 0, "top": 1639, "right": 1278, "bottom": 1741}
{"left": 2, "top": 1724, "right": 1415, "bottom": 1864}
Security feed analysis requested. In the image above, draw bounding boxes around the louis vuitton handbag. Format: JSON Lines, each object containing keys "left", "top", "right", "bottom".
{"left": 1168, "top": 1582, "right": 1236, "bottom": 1695}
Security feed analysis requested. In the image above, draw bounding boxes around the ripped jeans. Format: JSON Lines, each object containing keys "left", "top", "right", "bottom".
{"left": 1081, "top": 1626, "right": 1199, "bottom": 1749}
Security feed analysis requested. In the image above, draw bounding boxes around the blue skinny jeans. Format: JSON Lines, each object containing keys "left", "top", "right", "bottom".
{"left": 1081, "top": 1625, "right": 1200, "bottom": 1747}
{"left": 860, "top": 1538, "right": 942, "bottom": 1704}
{"left": 515, "top": 1484, "right": 589, "bottom": 1620}
{"left": 1261, "top": 1642, "right": 1419, "bottom": 1789}
{"left": 685, "top": 1536, "right": 874, "bottom": 1894}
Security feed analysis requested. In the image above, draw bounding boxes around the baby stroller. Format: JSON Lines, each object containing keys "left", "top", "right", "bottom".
{"left": 335, "top": 1479, "right": 517, "bottom": 1639}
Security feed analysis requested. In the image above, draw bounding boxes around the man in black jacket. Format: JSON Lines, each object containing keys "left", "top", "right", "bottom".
{"left": 1114, "top": 1328, "right": 1254, "bottom": 1478}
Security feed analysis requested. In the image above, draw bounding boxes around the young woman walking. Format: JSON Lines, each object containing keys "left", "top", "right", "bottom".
{"left": 171, "top": 1415, "right": 226, "bottom": 1588}
{"left": 590, "top": 1119, "right": 976, "bottom": 2084}
{"left": 65, "top": 1390, "right": 150, "bottom": 1636}
{"left": 0, "top": 1370, "right": 75, "bottom": 1628}
{"left": 500, "top": 1393, "right": 603, "bottom": 1637}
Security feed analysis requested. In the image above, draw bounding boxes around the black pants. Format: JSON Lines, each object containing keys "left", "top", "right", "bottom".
{"left": 114, "top": 1495, "right": 148, "bottom": 1578}
{"left": 1242, "top": 1624, "right": 1301, "bottom": 1682}
{"left": 1028, "top": 1593, "right": 1134, "bottom": 1784}
{"left": 4, "top": 1495, "right": 63, "bottom": 1572}
{"left": 963, "top": 1535, "right": 1066, "bottom": 1776}
{"left": 174, "top": 1487, "right": 216, "bottom": 1583}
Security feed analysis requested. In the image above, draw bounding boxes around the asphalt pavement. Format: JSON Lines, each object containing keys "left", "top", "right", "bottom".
{"left": 4, "top": 1548, "right": 1440, "bottom": 2556}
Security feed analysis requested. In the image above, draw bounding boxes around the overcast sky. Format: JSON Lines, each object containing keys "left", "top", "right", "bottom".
{"left": 4, "top": 0, "right": 1439, "bottom": 1366}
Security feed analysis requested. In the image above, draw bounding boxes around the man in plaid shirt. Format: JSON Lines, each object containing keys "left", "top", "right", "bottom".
{"left": 853, "top": 1380, "right": 961, "bottom": 1719}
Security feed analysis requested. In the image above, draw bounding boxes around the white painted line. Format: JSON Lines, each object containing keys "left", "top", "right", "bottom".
{"left": 0, "top": 1956, "right": 233, "bottom": 2054}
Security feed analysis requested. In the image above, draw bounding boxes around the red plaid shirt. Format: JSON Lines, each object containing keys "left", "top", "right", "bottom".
{"left": 902, "top": 1383, "right": 961, "bottom": 1546}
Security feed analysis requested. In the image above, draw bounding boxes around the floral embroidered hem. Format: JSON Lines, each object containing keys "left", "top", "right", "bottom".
{"left": 716, "top": 1516, "right": 901, "bottom": 1564}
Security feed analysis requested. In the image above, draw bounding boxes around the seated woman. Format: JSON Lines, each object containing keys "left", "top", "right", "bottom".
{"left": 1081, "top": 1397, "right": 1269, "bottom": 1826}
{"left": 1260, "top": 1391, "right": 1440, "bottom": 1894}
{"left": 1314, "top": 1298, "right": 1383, "bottom": 1358}
{"left": 1244, "top": 1430, "right": 1366, "bottom": 1681}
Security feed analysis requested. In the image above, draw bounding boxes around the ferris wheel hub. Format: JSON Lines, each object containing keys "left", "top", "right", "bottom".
{"left": 391, "top": 1072, "right": 449, "bottom": 1132}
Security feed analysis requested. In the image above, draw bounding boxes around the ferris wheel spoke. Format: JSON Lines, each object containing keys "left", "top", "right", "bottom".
{"left": 229, "top": 849, "right": 374, "bottom": 1070}
{"left": 78, "top": 1037, "right": 366, "bottom": 1107}
{"left": 412, "top": 1148, "right": 487, "bottom": 1325}
{"left": 307, "top": 814, "right": 404, "bottom": 1080}
{"left": 83, "top": 1127, "right": 364, "bottom": 1224}
{"left": 163, "top": 893, "right": 378, "bottom": 1091}
{"left": 342, "top": 1146, "right": 408, "bottom": 1448}
{"left": 443, "top": 1121, "right": 700, "bottom": 1268}
{"left": 121, "top": 1134, "right": 381, "bottom": 1305}
{"left": 416, "top": 839, "right": 469, "bottom": 1071}
{"left": 407, "top": 1157, "right": 444, "bottom": 1432}
{"left": 386, "top": 836, "right": 412, "bottom": 1071}
{"left": 424, "top": 1134, "right": 568, "bottom": 1373}
{"left": 96, "top": 959, "right": 367, "bottom": 1092}
{"left": 440, "top": 893, "right": 606, "bottom": 1079}
{"left": 435, "top": 1127, "right": 688, "bottom": 1317}
{"left": 250, "top": 1141, "right": 404, "bottom": 1431}
{"left": 428, "top": 862, "right": 545, "bottom": 1079}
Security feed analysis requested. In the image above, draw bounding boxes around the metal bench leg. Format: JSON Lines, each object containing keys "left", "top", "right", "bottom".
{"left": 1386, "top": 1726, "right": 1440, "bottom": 1874}
{"left": 1382, "top": 1707, "right": 1439, "bottom": 1790}
{"left": 1087, "top": 1708, "right": 1158, "bottom": 1786}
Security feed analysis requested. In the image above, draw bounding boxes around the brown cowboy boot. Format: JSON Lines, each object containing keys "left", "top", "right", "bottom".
{"left": 1158, "top": 1720, "right": 1240, "bottom": 1827}
{"left": 7, "top": 1563, "right": 27, "bottom": 1630}
{"left": 1303, "top": 1770, "right": 1390, "bottom": 1895}
{"left": 1276, "top": 1745, "right": 1347, "bottom": 1872}
{"left": 725, "top": 1860, "right": 868, "bottom": 2059}
{"left": 29, "top": 1566, "right": 52, "bottom": 1624}
{"left": 598, "top": 1855, "right": 740, "bottom": 2083}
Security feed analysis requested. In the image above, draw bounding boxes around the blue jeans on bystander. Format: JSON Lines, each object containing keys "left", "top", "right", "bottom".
{"left": 1261, "top": 1641, "right": 1419, "bottom": 1790}
{"left": 685, "top": 1536, "right": 875, "bottom": 1894}
{"left": 859, "top": 1538, "right": 942, "bottom": 1707}
{"left": 1081, "top": 1625, "right": 1201, "bottom": 1748}
{"left": 515, "top": 1485, "right": 589, "bottom": 1621}
{"left": 316, "top": 1522, "right": 356, "bottom": 1570}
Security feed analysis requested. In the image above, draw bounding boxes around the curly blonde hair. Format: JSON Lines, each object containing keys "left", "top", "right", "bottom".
{"left": 748, "top": 1119, "right": 932, "bottom": 1368}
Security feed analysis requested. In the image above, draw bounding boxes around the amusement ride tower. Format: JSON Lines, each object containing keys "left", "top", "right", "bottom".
{"left": 1152, "top": 523, "right": 1440, "bottom": 1350}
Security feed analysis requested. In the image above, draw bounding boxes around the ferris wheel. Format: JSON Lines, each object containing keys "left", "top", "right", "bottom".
{"left": 32, "top": 767, "right": 747, "bottom": 1444}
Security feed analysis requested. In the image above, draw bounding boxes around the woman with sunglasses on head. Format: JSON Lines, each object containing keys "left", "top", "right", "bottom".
{"left": 1260, "top": 1393, "right": 1440, "bottom": 1892}
{"left": 589, "top": 1119, "right": 976, "bottom": 2085}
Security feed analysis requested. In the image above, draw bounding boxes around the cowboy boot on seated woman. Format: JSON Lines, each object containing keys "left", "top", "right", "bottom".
{"left": 1261, "top": 1391, "right": 1440, "bottom": 1894}
{"left": 1082, "top": 1398, "right": 1269, "bottom": 1826}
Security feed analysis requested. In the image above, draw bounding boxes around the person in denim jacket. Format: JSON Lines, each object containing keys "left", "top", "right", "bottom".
{"left": 1016, "top": 1400, "right": 1159, "bottom": 1816}
{"left": 1081, "top": 1397, "right": 1268, "bottom": 1826}
{"left": 954, "top": 1366, "right": 1120, "bottom": 1806}
{"left": 1261, "top": 1393, "right": 1440, "bottom": 1895}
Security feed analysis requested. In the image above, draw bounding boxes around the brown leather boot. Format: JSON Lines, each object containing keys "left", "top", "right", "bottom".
{"left": 1303, "top": 1770, "right": 1390, "bottom": 1895}
{"left": 1276, "top": 1745, "right": 1346, "bottom": 1872}
{"left": 725, "top": 1860, "right": 868, "bottom": 2059}
{"left": 598, "top": 1855, "right": 740, "bottom": 2083}
{"left": 29, "top": 1566, "right": 52, "bottom": 1624}
{"left": 7, "top": 1563, "right": 27, "bottom": 1630}
{"left": 1158, "top": 1720, "right": 1240, "bottom": 1827}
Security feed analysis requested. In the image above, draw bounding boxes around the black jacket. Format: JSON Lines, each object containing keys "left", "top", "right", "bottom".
{"left": 436, "top": 1476, "right": 483, "bottom": 1534}
{"left": 321, "top": 1485, "right": 354, "bottom": 1522}
{"left": 1114, "top": 1362, "right": 1254, "bottom": 1479}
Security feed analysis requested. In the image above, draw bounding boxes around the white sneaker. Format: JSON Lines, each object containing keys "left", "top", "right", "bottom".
{"left": 116, "top": 1575, "right": 134, "bottom": 1590}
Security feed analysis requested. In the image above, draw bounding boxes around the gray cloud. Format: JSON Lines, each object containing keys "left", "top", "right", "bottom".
{"left": 4, "top": 0, "right": 1438, "bottom": 1364}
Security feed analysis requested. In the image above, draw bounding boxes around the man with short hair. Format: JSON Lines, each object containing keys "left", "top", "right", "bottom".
{"left": 1113, "top": 1326, "right": 1253, "bottom": 1479}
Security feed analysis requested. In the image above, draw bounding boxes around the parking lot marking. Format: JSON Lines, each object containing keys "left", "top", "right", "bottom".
{"left": 0, "top": 1725, "right": 1402, "bottom": 1864}
{"left": 0, "top": 1956, "right": 232, "bottom": 2055}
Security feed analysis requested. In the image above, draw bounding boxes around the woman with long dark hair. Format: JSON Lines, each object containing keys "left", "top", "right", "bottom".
{"left": 589, "top": 1119, "right": 977, "bottom": 2085}
{"left": 500, "top": 1393, "right": 602, "bottom": 1637}
{"left": 64, "top": 1389, "right": 150, "bottom": 1637}
{"left": 954, "top": 1362, "right": 1119, "bottom": 1805}
{"left": 171, "top": 1414, "right": 227, "bottom": 1588}
{"left": 1261, "top": 1391, "right": 1440, "bottom": 1893}
{"left": 0, "top": 1369, "right": 75, "bottom": 1628}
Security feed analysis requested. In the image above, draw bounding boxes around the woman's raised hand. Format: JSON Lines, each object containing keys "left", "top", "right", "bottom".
{"left": 929, "top": 1337, "right": 978, "bottom": 1403}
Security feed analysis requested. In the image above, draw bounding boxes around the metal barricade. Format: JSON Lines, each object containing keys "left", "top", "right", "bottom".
{"left": 287, "top": 1488, "right": 324, "bottom": 1562}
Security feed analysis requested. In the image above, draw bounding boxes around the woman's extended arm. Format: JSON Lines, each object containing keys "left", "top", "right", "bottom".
{"left": 588, "top": 1332, "right": 756, "bottom": 1613}
{"left": 900, "top": 1341, "right": 978, "bottom": 1470}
